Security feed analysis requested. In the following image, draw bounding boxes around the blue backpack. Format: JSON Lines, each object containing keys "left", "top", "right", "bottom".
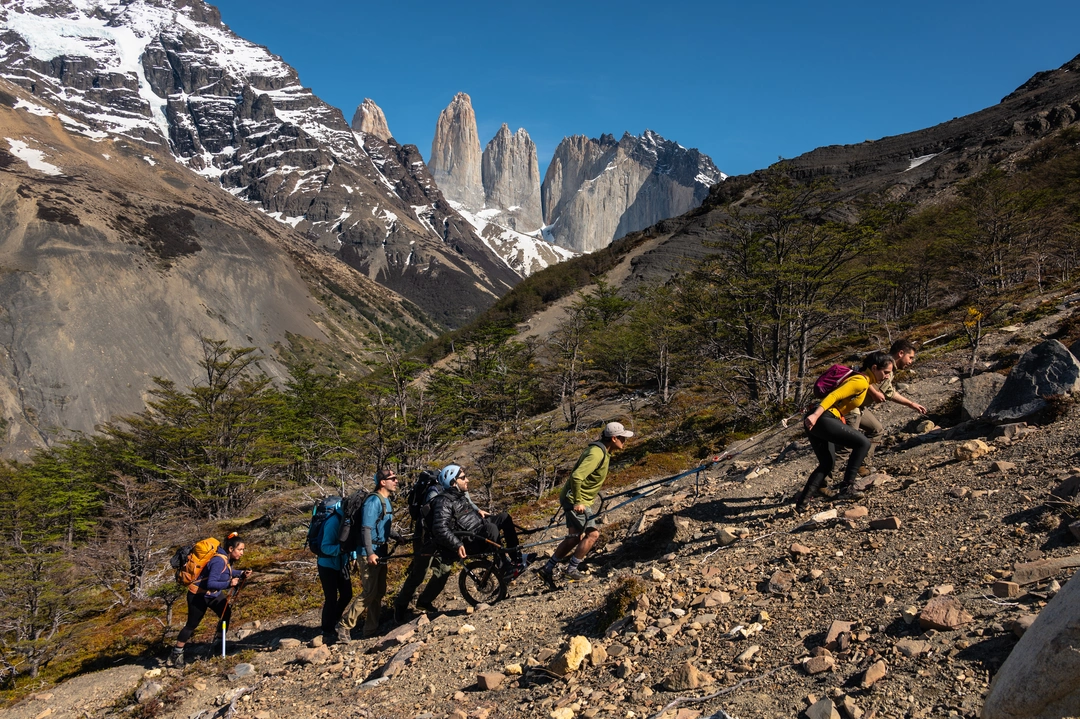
{"left": 306, "top": 496, "right": 342, "bottom": 557}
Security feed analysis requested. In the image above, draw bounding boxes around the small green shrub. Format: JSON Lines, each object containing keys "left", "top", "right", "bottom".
{"left": 595, "top": 575, "right": 647, "bottom": 633}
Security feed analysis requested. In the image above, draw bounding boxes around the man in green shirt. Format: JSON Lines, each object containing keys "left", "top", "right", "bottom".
{"left": 538, "top": 422, "right": 634, "bottom": 586}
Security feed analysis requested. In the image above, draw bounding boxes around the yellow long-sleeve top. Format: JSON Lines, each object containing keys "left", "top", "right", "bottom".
{"left": 818, "top": 372, "right": 874, "bottom": 418}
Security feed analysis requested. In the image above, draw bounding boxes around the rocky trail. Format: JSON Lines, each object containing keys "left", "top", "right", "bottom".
{"left": 11, "top": 308, "right": 1080, "bottom": 719}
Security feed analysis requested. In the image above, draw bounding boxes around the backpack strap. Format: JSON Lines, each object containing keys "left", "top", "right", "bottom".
{"left": 588, "top": 441, "right": 609, "bottom": 459}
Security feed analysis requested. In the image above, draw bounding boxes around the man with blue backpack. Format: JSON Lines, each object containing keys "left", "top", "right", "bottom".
{"left": 334, "top": 468, "right": 402, "bottom": 641}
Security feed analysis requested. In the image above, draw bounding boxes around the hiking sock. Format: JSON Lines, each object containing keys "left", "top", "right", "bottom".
{"left": 544, "top": 556, "right": 559, "bottom": 573}
{"left": 568, "top": 557, "right": 583, "bottom": 571}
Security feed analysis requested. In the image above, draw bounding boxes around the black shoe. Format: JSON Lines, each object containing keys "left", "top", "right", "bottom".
{"left": 416, "top": 602, "right": 437, "bottom": 614}
{"left": 393, "top": 604, "right": 408, "bottom": 624}
{"left": 537, "top": 564, "right": 558, "bottom": 590}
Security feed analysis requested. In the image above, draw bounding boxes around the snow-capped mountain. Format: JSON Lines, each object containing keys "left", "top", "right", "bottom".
{"left": 428, "top": 92, "right": 576, "bottom": 276}
{"left": 0, "top": 0, "right": 521, "bottom": 329}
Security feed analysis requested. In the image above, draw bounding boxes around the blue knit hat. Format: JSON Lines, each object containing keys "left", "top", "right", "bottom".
{"left": 438, "top": 464, "right": 462, "bottom": 488}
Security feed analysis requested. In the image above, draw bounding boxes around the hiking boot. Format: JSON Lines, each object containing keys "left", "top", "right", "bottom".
{"left": 166, "top": 647, "right": 185, "bottom": 669}
{"left": 335, "top": 625, "right": 352, "bottom": 645}
{"left": 536, "top": 564, "right": 558, "bottom": 590}
{"left": 416, "top": 602, "right": 438, "bottom": 614}
{"left": 818, "top": 486, "right": 839, "bottom": 499}
{"left": 837, "top": 488, "right": 866, "bottom": 501}
{"left": 393, "top": 604, "right": 409, "bottom": 624}
{"left": 507, "top": 557, "right": 528, "bottom": 581}
{"left": 563, "top": 566, "right": 588, "bottom": 582}
{"left": 857, "top": 465, "right": 873, "bottom": 477}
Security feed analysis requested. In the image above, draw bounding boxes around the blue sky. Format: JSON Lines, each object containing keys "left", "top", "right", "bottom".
{"left": 209, "top": 0, "right": 1080, "bottom": 177}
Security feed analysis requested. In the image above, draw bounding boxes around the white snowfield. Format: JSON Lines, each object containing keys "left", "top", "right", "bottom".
{"left": 905, "top": 153, "right": 940, "bottom": 171}
{"left": 6, "top": 137, "right": 62, "bottom": 175}
{"left": 450, "top": 201, "right": 577, "bottom": 277}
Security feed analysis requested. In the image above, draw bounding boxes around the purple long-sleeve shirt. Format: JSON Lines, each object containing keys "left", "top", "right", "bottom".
{"left": 191, "top": 548, "right": 242, "bottom": 598}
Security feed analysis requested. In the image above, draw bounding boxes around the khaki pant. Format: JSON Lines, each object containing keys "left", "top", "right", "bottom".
{"left": 338, "top": 560, "right": 387, "bottom": 636}
{"left": 838, "top": 407, "right": 884, "bottom": 462}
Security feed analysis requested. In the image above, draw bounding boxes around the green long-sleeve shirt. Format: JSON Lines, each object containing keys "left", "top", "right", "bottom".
{"left": 560, "top": 443, "right": 609, "bottom": 507}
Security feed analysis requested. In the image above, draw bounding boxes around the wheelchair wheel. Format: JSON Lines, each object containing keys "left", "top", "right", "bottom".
{"left": 458, "top": 558, "right": 507, "bottom": 606}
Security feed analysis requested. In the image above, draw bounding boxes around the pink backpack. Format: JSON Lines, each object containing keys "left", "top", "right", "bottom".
{"left": 812, "top": 364, "right": 856, "bottom": 399}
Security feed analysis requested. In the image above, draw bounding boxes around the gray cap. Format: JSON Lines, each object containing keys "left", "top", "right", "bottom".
{"left": 602, "top": 421, "right": 634, "bottom": 439}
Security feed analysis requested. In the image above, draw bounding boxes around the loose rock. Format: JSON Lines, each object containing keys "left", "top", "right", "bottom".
{"left": 136, "top": 682, "right": 163, "bottom": 703}
{"left": 806, "top": 697, "right": 840, "bottom": 719}
{"left": 802, "top": 655, "right": 835, "bottom": 675}
{"left": 993, "top": 581, "right": 1021, "bottom": 598}
{"left": 860, "top": 659, "right": 887, "bottom": 688}
{"left": 548, "top": 636, "right": 591, "bottom": 675}
{"left": 662, "top": 661, "right": 713, "bottom": 691}
{"left": 955, "top": 439, "right": 992, "bottom": 461}
{"left": 476, "top": 672, "right": 505, "bottom": 691}
{"left": 918, "top": 596, "right": 973, "bottom": 630}
{"left": 869, "top": 516, "right": 902, "bottom": 530}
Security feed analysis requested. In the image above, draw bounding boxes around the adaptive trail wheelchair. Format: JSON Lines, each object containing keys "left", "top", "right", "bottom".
{"left": 454, "top": 530, "right": 530, "bottom": 607}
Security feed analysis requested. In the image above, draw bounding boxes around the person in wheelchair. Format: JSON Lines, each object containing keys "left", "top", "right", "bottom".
{"left": 429, "top": 464, "right": 525, "bottom": 577}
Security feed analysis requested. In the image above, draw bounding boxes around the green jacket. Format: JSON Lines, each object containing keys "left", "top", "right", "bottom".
{"left": 560, "top": 443, "right": 610, "bottom": 507}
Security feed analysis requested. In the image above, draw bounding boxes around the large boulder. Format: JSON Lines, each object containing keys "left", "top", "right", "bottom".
{"left": 984, "top": 340, "right": 1080, "bottom": 423}
{"left": 982, "top": 572, "right": 1080, "bottom": 718}
{"left": 961, "top": 372, "right": 1006, "bottom": 420}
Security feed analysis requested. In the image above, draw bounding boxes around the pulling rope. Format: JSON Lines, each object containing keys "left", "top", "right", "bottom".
{"left": 377, "top": 412, "right": 804, "bottom": 565}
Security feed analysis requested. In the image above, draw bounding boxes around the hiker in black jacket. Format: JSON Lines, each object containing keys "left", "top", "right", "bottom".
{"left": 429, "top": 465, "right": 522, "bottom": 566}
{"left": 393, "top": 472, "right": 455, "bottom": 622}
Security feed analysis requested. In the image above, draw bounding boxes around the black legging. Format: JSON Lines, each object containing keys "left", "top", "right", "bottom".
{"left": 488, "top": 511, "right": 521, "bottom": 563}
{"left": 456, "top": 512, "right": 522, "bottom": 564}
{"left": 177, "top": 592, "right": 231, "bottom": 643}
{"left": 796, "top": 413, "right": 871, "bottom": 506}
{"left": 317, "top": 564, "right": 352, "bottom": 633}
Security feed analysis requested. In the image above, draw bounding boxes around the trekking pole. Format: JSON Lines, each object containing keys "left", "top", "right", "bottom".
{"left": 220, "top": 575, "right": 248, "bottom": 658}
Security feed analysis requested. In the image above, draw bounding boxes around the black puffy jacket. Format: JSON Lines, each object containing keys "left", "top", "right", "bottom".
{"left": 430, "top": 486, "right": 484, "bottom": 553}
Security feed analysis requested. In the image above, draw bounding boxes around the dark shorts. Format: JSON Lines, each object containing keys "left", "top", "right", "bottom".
{"left": 561, "top": 498, "right": 598, "bottom": 535}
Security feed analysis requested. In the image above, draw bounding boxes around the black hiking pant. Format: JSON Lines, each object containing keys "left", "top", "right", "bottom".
{"left": 796, "top": 413, "right": 871, "bottom": 507}
{"left": 486, "top": 512, "right": 522, "bottom": 563}
{"left": 395, "top": 534, "right": 453, "bottom": 611}
{"left": 177, "top": 592, "right": 231, "bottom": 643}
{"left": 317, "top": 564, "right": 353, "bottom": 634}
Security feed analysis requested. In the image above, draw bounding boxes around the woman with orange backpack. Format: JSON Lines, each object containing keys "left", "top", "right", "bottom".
{"left": 168, "top": 533, "right": 251, "bottom": 668}
{"left": 794, "top": 352, "right": 894, "bottom": 512}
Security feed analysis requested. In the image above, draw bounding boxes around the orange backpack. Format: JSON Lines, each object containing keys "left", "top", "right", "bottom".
{"left": 173, "top": 537, "right": 221, "bottom": 588}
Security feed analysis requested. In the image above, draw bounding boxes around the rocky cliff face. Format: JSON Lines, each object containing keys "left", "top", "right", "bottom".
{"left": 0, "top": 0, "right": 520, "bottom": 329}
{"left": 541, "top": 130, "right": 723, "bottom": 253}
{"left": 351, "top": 98, "right": 392, "bottom": 141}
{"left": 429, "top": 92, "right": 484, "bottom": 209}
{"left": 481, "top": 124, "right": 542, "bottom": 231}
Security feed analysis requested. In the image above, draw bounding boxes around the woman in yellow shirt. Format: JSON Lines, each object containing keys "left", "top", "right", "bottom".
{"left": 794, "top": 351, "right": 894, "bottom": 511}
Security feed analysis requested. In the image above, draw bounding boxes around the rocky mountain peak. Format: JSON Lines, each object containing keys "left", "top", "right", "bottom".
{"left": 481, "top": 123, "right": 542, "bottom": 231}
{"left": 351, "top": 98, "right": 392, "bottom": 141}
{"left": 541, "top": 130, "right": 723, "bottom": 253}
{"left": 429, "top": 91, "right": 483, "bottom": 209}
